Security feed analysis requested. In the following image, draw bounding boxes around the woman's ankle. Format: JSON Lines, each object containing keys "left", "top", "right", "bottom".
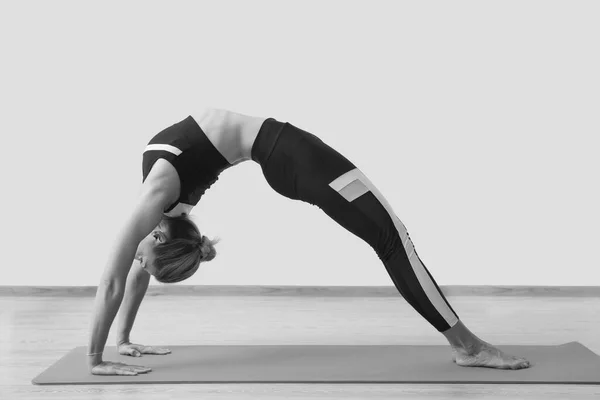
{"left": 442, "top": 320, "right": 484, "bottom": 350}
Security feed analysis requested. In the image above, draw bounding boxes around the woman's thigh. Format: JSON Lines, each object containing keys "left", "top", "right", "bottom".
{"left": 260, "top": 121, "right": 460, "bottom": 332}
{"left": 263, "top": 122, "right": 403, "bottom": 258}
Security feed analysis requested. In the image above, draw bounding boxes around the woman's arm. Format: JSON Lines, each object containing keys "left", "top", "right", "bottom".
{"left": 87, "top": 187, "right": 168, "bottom": 368}
{"left": 115, "top": 262, "right": 151, "bottom": 346}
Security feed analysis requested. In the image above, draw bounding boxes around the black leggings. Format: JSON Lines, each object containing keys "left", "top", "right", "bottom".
{"left": 251, "top": 118, "right": 460, "bottom": 333}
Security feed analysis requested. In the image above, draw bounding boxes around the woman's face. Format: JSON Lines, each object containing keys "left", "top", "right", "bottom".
{"left": 137, "top": 225, "right": 169, "bottom": 276}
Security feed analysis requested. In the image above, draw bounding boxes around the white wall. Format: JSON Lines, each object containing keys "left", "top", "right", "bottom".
{"left": 1, "top": 0, "right": 598, "bottom": 287}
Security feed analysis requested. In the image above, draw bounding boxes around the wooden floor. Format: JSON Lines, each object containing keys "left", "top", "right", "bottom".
{"left": 1, "top": 293, "right": 599, "bottom": 399}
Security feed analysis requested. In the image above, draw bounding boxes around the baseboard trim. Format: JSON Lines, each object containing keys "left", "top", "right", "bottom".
{"left": 0, "top": 285, "right": 598, "bottom": 297}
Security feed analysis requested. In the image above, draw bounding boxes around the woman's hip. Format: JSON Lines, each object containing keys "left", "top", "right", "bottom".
{"left": 254, "top": 119, "right": 404, "bottom": 259}
{"left": 254, "top": 119, "right": 356, "bottom": 200}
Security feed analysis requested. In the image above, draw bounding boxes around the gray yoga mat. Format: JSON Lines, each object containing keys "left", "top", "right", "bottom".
{"left": 32, "top": 341, "right": 600, "bottom": 385}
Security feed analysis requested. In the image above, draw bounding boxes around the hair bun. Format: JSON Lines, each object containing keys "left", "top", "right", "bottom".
{"left": 196, "top": 235, "right": 220, "bottom": 263}
{"left": 199, "top": 235, "right": 208, "bottom": 254}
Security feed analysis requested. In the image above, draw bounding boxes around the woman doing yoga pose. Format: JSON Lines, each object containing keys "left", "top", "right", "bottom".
{"left": 87, "top": 108, "right": 532, "bottom": 376}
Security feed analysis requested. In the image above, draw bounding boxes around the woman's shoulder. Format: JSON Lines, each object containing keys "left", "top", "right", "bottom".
{"left": 142, "top": 158, "right": 180, "bottom": 205}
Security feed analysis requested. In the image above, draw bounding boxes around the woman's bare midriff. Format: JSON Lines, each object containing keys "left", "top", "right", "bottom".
{"left": 191, "top": 108, "right": 268, "bottom": 166}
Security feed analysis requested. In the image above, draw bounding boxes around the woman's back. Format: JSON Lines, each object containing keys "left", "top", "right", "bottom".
{"left": 192, "top": 108, "right": 268, "bottom": 166}
{"left": 142, "top": 108, "right": 268, "bottom": 216}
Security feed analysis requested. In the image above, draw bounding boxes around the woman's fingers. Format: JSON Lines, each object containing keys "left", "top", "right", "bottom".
{"left": 144, "top": 346, "right": 171, "bottom": 355}
{"left": 129, "top": 364, "right": 152, "bottom": 372}
{"left": 116, "top": 369, "right": 138, "bottom": 376}
{"left": 111, "top": 362, "right": 152, "bottom": 374}
{"left": 120, "top": 343, "right": 171, "bottom": 356}
{"left": 91, "top": 361, "right": 152, "bottom": 376}
{"left": 135, "top": 345, "right": 171, "bottom": 355}
{"left": 116, "top": 366, "right": 151, "bottom": 375}
{"left": 129, "top": 366, "right": 152, "bottom": 374}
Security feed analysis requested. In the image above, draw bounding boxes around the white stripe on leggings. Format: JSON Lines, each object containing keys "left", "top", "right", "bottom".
{"left": 329, "top": 168, "right": 459, "bottom": 329}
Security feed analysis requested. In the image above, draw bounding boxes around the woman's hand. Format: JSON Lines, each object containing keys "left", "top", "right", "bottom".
{"left": 118, "top": 341, "right": 172, "bottom": 357}
{"left": 90, "top": 360, "right": 152, "bottom": 376}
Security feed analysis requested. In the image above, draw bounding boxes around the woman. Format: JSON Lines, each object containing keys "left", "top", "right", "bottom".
{"left": 88, "top": 108, "right": 531, "bottom": 376}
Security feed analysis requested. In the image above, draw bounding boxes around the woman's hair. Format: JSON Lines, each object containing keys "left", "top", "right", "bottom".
{"left": 152, "top": 214, "right": 221, "bottom": 284}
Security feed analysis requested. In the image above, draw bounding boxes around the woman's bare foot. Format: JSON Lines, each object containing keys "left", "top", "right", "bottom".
{"left": 452, "top": 341, "right": 531, "bottom": 370}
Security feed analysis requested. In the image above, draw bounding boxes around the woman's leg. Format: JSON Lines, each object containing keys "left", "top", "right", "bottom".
{"left": 259, "top": 120, "right": 530, "bottom": 369}
{"left": 274, "top": 128, "right": 460, "bottom": 332}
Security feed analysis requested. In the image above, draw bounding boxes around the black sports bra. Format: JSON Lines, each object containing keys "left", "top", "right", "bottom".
{"left": 142, "top": 115, "right": 231, "bottom": 216}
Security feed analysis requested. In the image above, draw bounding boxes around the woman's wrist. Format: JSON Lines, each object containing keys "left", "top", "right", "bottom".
{"left": 116, "top": 333, "right": 130, "bottom": 344}
{"left": 87, "top": 353, "right": 103, "bottom": 368}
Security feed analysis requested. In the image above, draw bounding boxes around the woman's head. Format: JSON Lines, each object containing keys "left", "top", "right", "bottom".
{"left": 136, "top": 214, "right": 220, "bottom": 283}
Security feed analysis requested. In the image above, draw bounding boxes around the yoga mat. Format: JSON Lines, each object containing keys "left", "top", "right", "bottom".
{"left": 32, "top": 341, "right": 600, "bottom": 385}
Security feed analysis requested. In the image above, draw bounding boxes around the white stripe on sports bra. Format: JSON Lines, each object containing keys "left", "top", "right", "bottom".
{"left": 144, "top": 143, "right": 183, "bottom": 156}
